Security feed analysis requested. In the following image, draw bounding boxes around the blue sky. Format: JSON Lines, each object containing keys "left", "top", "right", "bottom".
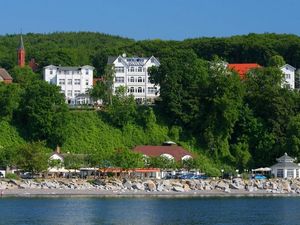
{"left": 1, "top": 0, "right": 300, "bottom": 40}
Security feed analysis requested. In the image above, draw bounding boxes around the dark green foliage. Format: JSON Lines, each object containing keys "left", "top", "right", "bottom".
{"left": 2, "top": 32, "right": 300, "bottom": 173}
{"left": 0, "top": 83, "right": 22, "bottom": 121}
{"left": 16, "top": 142, "right": 50, "bottom": 173}
{"left": 112, "top": 149, "right": 144, "bottom": 169}
{"left": 18, "top": 80, "right": 70, "bottom": 147}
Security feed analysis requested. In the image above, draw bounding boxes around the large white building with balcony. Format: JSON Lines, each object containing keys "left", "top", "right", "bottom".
{"left": 43, "top": 65, "right": 94, "bottom": 105}
{"left": 108, "top": 55, "right": 160, "bottom": 103}
{"left": 280, "top": 64, "right": 296, "bottom": 89}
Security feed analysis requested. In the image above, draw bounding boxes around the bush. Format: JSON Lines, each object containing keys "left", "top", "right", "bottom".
{"left": 5, "top": 173, "right": 19, "bottom": 180}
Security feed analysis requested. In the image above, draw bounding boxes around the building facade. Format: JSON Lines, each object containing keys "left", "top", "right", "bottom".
{"left": 108, "top": 55, "right": 160, "bottom": 104}
{"left": 271, "top": 153, "right": 300, "bottom": 178}
{"left": 43, "top": 65, "right": 94, "bottom": 105}
{"left": 280, "top": 64, "right": 295, "bottom": 89}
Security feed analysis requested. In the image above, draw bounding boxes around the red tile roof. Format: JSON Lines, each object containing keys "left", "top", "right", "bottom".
{"left": 228, "top": 63, "right": 261, "bottom": 79}
{"left": 133, "top": 145, "right": 193, "bottom": 161}
{"left": 0, "top": 68, "right": 13, "bottom": 81}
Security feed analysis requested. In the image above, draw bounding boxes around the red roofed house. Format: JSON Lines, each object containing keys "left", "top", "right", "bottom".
{"left": 133, "top": 142, "right": 193, "bottom": 161}
{"left": 228, "top": 63, "right": 261, "bottom": 79}
{"left": 0, "top": 68, "right": 13, "bottom": 84}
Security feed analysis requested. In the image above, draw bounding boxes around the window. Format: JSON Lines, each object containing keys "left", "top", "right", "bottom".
{"left": 67, "top": 79, "right": 72, "bottom": 85}
{"left": 115, "top": 67, "right": 124, "bottom": 73}
{"left": 67, "top": 90, "right": 72, "bottom": 97}
{"left": 130, "top": 77, "right": 134, "bottom": 83}
{"left": 277, "top": 169, "right": 283, "bottom": 178}
{"left": 115, "top": 77, "right": 124, "bottom": 83}
{"left": 287, "top": 169, "right": 294, "bottom": 178}
{"left": 85, "top": 79, "right": 89, "bottom": 85}
{"left": 50, "top": 70, "right": 53, "bottom": 75}
{"left": 64, "top": 70, "right": 67, "bottom": 75}
{"left": 59, "top": 79, "right": 65, "bottom": 85}
{"left": 138, "top": 77, "right": 142, "bottom": 82}
{"left": 118, "top": 58, "right": 122, "bottom": 62}
{"left": 74, "top": 90, "right": 80, "bottom": 96}
{"left": 148, "top": 87, "right": 155, "bottom": 94}
{"left": 130, "top": 67, "right": 135, "bottom": 72}
{"left": 72, "top": 71, "right": 75, "bottom": 75}
{"left": 151, "top": 58, "right": 155, "bottom": 63}
{"left": 74, "top": 79, "right": 81, "bottom": 85}
{"left": 138, "top": 87, "right": 142, "bottom": 93}
{"left": 138, "top": 67, "right": 142, "bottom": 72}
{"left": 85, "top": 69, "right": 89, "bottom": 75}
{"left": 286, "top": 74, "right": 291, "bottom": 79}
{"left": 130, "top": 87, "right": 134, "bottom": 93}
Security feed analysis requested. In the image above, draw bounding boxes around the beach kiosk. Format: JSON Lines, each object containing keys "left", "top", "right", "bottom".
{"left": 270, "top": 153, "right": 300, "bottom": 178}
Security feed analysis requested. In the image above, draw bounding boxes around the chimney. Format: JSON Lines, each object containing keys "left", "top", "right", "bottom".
{"left": 56, "top": 145, "right": 61, "bottom": 154}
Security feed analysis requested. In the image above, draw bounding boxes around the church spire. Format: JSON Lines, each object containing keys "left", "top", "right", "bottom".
{"left": 18, "top": 35, "right": 24, "bottom": 50}
{"left": 17, "top": 35, "right": 25, "bottom": 67}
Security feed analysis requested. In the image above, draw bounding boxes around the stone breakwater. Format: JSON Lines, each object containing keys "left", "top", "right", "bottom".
{"left": 1, "top": 178, "right": 300, "bottom": 194}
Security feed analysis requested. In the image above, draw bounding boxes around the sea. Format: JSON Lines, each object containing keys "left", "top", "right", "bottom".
{"left": 0, "top": 196, "right": 300, "bottom": 225}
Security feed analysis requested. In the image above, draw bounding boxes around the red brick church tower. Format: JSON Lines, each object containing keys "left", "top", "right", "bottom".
{"left": 17, "top": 35, "right": 25, "bottom": 67}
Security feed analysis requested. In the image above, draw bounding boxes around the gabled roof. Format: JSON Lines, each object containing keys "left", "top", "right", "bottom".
{"left": 107, "top": 56, "right": 118, "bottom": 64}
{"left": 228, "top": 63, "right": 261, "bottom": 79}
{"left": 276, "top": 152, "right": 295, "bottom": 163}
{"left": 107, "top": 56, "right": 160, "bottom": 66}
{"left": 0, "top": 68, "right": 13, "bottom": 80}
{"left": 133, "top": 145, "right": 193, "bottom": 161}
{"left": 280, "top": 64, "right": 296, "bottom": 71}
{"left": 43, "top": 65, "right": 94, "bottom": 70}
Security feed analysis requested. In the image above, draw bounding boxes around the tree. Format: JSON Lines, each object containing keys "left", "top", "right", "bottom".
{"left": 268, "top": 55, "right": 286, "bottom": 67}
{"left": 147, "top": 156, "right": 178, "bottom": 170}
{"left": 112, "top": 149, "right": 144, "bottom": 170}
{"left": 16, "top": 142, "right": 49, "bottom": 174}
{"left": 106, "top": 86, "right": 137, "bottom": 127}
{"left": 89, "top": 65, "right": 114, "bottom": 105}
{"left": 286, "top": 114, "right": 300, "bottom": 159}
{"left": 0, "top": 83, "right": 22, "bottom": 121}
{"left": 9, "top": 66, "right": 39, "bottom": 85}
{"left": 18, "top": 80, "right": 70, "bottom": 147}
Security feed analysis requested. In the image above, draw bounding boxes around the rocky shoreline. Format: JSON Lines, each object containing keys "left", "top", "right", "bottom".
{"left": 1, "top": 178, "right": 300, "bottom": 197}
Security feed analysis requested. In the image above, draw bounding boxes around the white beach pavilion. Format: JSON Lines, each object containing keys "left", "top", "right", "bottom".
{"left": 271, "top": 153, "right": 300, "bottom": 178}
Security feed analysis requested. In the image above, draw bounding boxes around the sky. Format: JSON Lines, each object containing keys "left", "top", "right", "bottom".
{"left": 1, "top": 0, "right": 300, "bottom": 40}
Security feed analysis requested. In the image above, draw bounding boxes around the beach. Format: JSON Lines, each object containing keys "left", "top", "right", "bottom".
{"left": 2, "top": 177, "right": 300, "bottom": 197}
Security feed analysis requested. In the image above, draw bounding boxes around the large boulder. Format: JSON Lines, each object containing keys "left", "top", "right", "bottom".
{"left": 123, "top": 180, "right": 132, "bottom": 190}
{"left": 144, "top": 180, "right": 156, "bottom": 191}
{"left": 132, "top": 182, "right": 144, "bottom": 191}
{"left": 216, "top": 181, "right": 229, "bottom": 191}
{"left": 173, "top": 186, "right": 185, "bottom": 192}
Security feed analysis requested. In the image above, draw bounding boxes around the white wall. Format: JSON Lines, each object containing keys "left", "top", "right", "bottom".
{"left": 112, "top": 56, "right": 160, "bottom": 103}
{"left": 281, "top": 64, "right": 295, "bottom": 89}
{"left": 43, "top": 65, "right": 94, "bottom": 104}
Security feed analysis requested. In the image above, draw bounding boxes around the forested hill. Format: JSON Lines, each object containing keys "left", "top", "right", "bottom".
{"left": 1, "top": 32, "right": 300, "bottom": 75}
{"left": 2, "top": 32, "right": 300, "bottom": 175}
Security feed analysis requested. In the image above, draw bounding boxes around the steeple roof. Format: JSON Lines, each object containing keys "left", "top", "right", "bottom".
{"left": 18, "top": 35, "right": 24, "bottom": 49}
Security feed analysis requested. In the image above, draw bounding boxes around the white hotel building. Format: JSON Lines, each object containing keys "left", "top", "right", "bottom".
{"left": 108, "top": 55, "right": 160, "bottom": 103}
{"left": 43, "top": 65, "right": 94, "bottom": 104}
{"left": 280, "top": 64, "right": 296, "bottom": 89}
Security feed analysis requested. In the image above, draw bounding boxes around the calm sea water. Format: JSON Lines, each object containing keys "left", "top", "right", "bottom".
{"left": 0, "top": 196, "right": 300, "bottom": 225}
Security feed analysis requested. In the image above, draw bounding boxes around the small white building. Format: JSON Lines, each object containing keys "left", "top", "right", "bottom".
{"left": 43, "top": 65, "right": 94, "bottom": 105}
{"left": 280, "top": 64, "right": 295, "bottom": 89}
{"left": 271, "top": 153, "right": 300, "bottom": 178}
{"left": 108, "top": 55, "right": 160, "bottom": 104}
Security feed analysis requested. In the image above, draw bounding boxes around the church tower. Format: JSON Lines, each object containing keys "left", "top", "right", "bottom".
{"left": 17, "top": 35, "right": 25, "bottom": 67}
